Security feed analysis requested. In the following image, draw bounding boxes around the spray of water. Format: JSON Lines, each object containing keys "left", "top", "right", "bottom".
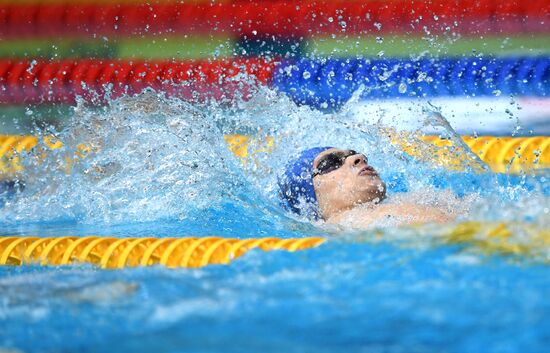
{"left": 0, "top": 83, "right": 547, "bottom": 244}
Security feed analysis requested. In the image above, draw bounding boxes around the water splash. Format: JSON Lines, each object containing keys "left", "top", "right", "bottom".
{"left": 3, "top": 92, "right": 252, "bottom": 224}
{"left": 0, "top": 86, "right": 547, "bottom": 239}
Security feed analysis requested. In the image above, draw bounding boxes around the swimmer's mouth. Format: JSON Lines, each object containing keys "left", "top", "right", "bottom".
{"left": 358, "top": 165, "right": 378, "bottom": 176}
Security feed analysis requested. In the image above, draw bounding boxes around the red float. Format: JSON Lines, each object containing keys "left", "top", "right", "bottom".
{"left": 0, "top": 58, "right": 275, "bottom": 105}
{"left": 0, "top": 1, "right": 548, "bottom": 39}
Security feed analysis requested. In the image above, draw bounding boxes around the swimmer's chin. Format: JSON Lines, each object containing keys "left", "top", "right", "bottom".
{"left": 357, "top": 182, "right": 387, "bottom": 205}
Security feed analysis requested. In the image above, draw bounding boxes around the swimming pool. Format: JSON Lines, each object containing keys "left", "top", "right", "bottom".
{"left": 0, "top": 88, "right": 548, "bottom": 352}
{"left": 1, "top": 0, "right": 550, "bottom": 351}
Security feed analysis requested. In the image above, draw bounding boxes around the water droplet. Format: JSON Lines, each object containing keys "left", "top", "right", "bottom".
{"left": 376, "top": 36, "right": 383, "bottom": 44}
{"left": 374, "top": 22, "right": 382, "bottom": 30}
{"left": 492, "top": 89, "right": 501, "bottom": 96}
{"left": 26, "top": 60, "right": 37, "bottom": 74}
{"left": 328, "top": 17, "right": 334, "bottom": 23}
{"left": 302, "top": 71, "right": 311, "bottom": 79}
{"left": 398, "top": 83, "right": 407, "bottom": 93}
{"left": 417, "top": 72, "right": 427, "bottom": 81}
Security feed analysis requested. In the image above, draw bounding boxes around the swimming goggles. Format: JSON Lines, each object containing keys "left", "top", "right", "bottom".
{"left": 312, "top": 150, "right": 365, "bottom": 177}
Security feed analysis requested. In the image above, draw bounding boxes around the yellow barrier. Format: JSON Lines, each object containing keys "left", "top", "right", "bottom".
{"left": 434, "top": 221, "right": 549, "bottom": 259}
{"left": 0, "top": 134, "right": 549, "bottom": 177}
{"left": 0, "top": 135, "right": 64, "bottom": 177}
{"left": 0, "top": 134, "right": 272, "bottom": 177}
{"left": 388, "top": 133, "right": 549, "bottom": 173}
{"left": 0, "top": 221, "right": 548, "bottom": 269}
{"left": 224, "top": 134, "right": 274, "bottom": 159}
{"left": 420, "top": 136, "right": 550, "bottom": 173}
{"left": 0, "top": 236, "right": 326, "bottom": 269}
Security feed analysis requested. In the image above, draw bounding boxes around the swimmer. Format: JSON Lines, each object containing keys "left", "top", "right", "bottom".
{"left": 278, "top": 147, "right": 453, "bottom": 228}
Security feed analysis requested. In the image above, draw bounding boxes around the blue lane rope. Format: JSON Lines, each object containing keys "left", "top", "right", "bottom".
{"left": 272, "top": 57, "right": 550, "bottom": 110}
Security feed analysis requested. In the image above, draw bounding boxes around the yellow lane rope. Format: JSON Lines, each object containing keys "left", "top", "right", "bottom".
{"left": 0, "top": 236, "right": 326, "bottom": 269}
{"left": 0, "top": 222, "right": 548, "bottom": 269}
{"left": 428, "top": 221, "right": 549, "bottom": 260}
{"left": 417, "top": 135, "right": 550, "bottom": 173}
{"left": 1, "top": 134, "right": 548, "bottom": 178}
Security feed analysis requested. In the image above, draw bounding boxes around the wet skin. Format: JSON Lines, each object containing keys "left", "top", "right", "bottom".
{"left": 312, "top": 148, "right": 452, "bottom": 228}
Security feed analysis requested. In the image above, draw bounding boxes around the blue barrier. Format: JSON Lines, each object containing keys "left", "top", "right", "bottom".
{"left": 273, "top": 57, "right": 550, "bottom": 110}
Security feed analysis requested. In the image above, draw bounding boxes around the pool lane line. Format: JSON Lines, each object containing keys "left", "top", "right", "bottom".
{"left": 0, "top": 236, "right": 327, "bottom": 269}
{"left": 1, "top": 134, "right": 548, "bottom": 177}
{"left": 0, "top": 0, "right": 211, "bottom": 3}
{"left": 3, "top": 57, "right": 550, "bottom": 106}
{"left": 273, "top": 57, "right": 550, "bottom": 110}
{"left": 0, "top": 222, "right": 547, "bottom": 269}
{"left": 1, "top": 1, "right": 549, "bottom": 39}
{"left": 0, "top": 58, "right": 276, "bottom": 105}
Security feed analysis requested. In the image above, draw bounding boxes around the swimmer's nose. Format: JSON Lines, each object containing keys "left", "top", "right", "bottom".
{"left": 351, "top": 154, "right": 368, "bottom": 166}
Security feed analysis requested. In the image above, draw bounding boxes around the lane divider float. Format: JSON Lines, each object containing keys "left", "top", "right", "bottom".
{"left": 1, "top": 134, "right": 548, "bottom": 177}
{"left": 0, "top": 236, "right": 326, "bottom": 269}
{"left": 274, "top": 57, "right": 550, "bottom": 109}
{"left": 1, "top": 57, "right": 549, "bottom": 105}
{"left": 398, "top": 135, "right": 550, "bottom": 174}
{"left": 1, "top": 0, "right": 548, "bottom": 39}
{"left": 0, "top": 221, "right": 547, "bottom": 269}
{"left": 0, "top": 58, "right": 274, "bottom": 104}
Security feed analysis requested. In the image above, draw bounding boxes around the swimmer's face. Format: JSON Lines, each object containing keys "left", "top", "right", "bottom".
{"left": 312, "top": 148, "right": 386, "bottom": 218}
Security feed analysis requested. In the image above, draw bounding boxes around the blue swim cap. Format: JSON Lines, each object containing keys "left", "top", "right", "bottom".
{"left": 278, "top": 147, "right": 332, "bottom": 219}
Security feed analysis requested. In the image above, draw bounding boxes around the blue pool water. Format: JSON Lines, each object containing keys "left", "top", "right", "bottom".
{"left": 1, "top": 238, "right": 549, "bottom": 353}
{"left": 0, "top": 90, "right": 549, "bottom": 352}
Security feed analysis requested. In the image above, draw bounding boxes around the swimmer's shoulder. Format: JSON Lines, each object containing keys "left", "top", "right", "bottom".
{"left": 370, "top": 202, "right": 453, "bottom": 225}
{"left": 326, "top": 202, "right": 452, "bottom": 228}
